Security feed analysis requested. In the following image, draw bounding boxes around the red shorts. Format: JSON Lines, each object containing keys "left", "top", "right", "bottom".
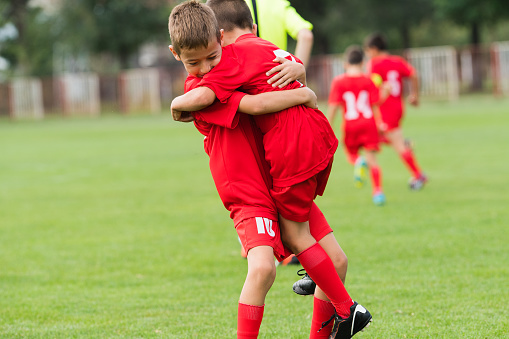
{"left": 236, "top": 217, "right": 291, "bottom": 261}
{"left": 344, "top": 122, "right": 380, "bottom": 155}
{"left": 381, "top": 111, "right": 403, "bottom": 131}
{"left": 271, "top": 160, "right": 333, "bottom": 222}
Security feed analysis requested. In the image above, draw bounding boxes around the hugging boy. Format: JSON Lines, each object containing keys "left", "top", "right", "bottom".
{"left": 169, "top": 1, "right": 371, "bottom": 338}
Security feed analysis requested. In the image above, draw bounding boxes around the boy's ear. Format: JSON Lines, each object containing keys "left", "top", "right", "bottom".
{"left": 169, "top": 45, "right": 181, "bottom": 61}
{"left": 252, "top": 24, "right": 258, "bottom": 36}
{"left": 220, "top": 29, "right": 224, "bottom": 47}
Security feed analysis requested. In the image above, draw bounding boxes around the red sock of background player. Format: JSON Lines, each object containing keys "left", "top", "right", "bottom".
{"left": 370, "top": 165, "right": 382, "bottom": 193}
{"left": 237, "top": 303, "right": 264, "bottom": 339}
{"left": 310, "top": 297, "right": 335, "bottom": 338}
{"left": 400, "top": 150, "right": 422, "bottom": 178}
{"left": 297, "top": 243, "right": 353, "bottom": 317}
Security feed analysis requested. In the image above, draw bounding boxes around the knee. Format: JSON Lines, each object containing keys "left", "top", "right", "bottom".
{"left": 249, "top": 260, "right": 276, "bottom": 285}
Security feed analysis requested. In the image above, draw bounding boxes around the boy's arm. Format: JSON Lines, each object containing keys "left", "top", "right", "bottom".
{"left": 372, "top": 105, "right": 387, "bottom": 132}
{"left": 239, "top": 87, "right": 317, "bottom": 115}
{"left": 171, "top": 87, "right": 217, "bottom": 121}
{"left": 408, "top": 71, "right": 419, "bottom": 106}
{"left": 266, "top": 57, "right": 307, "bottom": 88}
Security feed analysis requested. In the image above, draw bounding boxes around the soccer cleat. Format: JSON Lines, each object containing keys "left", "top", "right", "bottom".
{"left": 372, "top": 192, "right": 386, "bottom": 206}
{"left": 320, "top": 302, "right": 372, "bottom": 339}
{"left": 408, "top": 173, "right": 428, "bottom": 191}
{"left": 353, "top": 156, "right": 368, "bottom": 188}
{"left": 292, "top": 268, "right": 316, "bottom": 296}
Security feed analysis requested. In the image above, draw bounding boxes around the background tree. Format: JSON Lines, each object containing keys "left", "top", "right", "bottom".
{"left": 0, "top": 0, "right": 55, "bottom": 76}
{"left": 59, "top": 0, "right": 170, "bottom": 70}
{"left": 291, "top": 0, "right": 434, "bottom": 54}
{"left": 434, "top": 0, "right": 509, "bottom": 90}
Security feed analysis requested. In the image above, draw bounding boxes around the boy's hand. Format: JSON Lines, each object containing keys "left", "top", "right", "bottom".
{"left": 266, "top": 57, "right": 305, "bottom": 88}
{"left": 302, "top": 87, "right": 318, "bottom": 109}
{"left": 179, "top": 111, "right": 195, "bottom": 122}
{"left": 378, "top": 122, "right": 388, "bottom": 133}
{"left": 171, "top": 103, "right": 194, "bottom": 122}
{"left": 408, "top": 94, "right": 419, "bottom": 106}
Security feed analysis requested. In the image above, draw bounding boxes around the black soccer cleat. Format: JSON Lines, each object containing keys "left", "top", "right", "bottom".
{"left": 321, "top": 301, "right": 372, "bottom": 339}
{"left": 408, "top": 173, "right": 428, "bottom": 191}
{"left": 292, "top": 268, "right": 316, "bottom": 296}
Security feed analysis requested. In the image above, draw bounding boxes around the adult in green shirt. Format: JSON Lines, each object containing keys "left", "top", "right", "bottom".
{"left": 245, "top": 0, "right": 314, "bottom": 67}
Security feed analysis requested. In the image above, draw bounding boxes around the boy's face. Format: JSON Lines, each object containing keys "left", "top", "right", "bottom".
{"left": 169, "top": 31, "right": 224, "bottom": 78}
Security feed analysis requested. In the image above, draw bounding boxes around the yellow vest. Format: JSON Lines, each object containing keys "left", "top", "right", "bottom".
{"left": 245, "top": 0, "right": 313, "bottom": 51}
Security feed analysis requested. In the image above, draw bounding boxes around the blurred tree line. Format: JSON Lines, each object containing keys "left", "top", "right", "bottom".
{"left": 1, "top": 0, "right": 509, "bottom": 78}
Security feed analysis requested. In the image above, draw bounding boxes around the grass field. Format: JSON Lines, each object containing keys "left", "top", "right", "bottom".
{"left": 1, "top": 95, "right": 508, "bottom": 338}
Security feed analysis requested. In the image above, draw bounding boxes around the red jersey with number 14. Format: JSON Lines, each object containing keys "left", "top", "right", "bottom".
{"left": 367, "top": 55, "right": 415, "bottom": 120}
{"left": 328, "top": 74, "right": 380, "bottom": 152}
{"left": 198, "top": 33, "right": 338, "bottom": 188}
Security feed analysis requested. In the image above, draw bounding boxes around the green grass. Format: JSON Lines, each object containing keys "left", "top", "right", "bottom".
{"left": 1, "top": 95, "right": 508, "bottom": 338}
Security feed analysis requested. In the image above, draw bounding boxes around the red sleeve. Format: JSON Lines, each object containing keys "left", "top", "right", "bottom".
{"left": 186, "top": 73, "right": 244, "bottom": 129}
{"left": 368, "top": 79, "right": 380, "bottom": 105}
{"left": 198, "top": 46, "right": 248, "bottom": 103}
{"left": 192, "top": 92, "right": 245, "bottom": 129}
{"left": 328, "top": 77, "right": 343, "bottom": 105}
{"left": 400, "top": 58, "right": 415, "bottom": 78}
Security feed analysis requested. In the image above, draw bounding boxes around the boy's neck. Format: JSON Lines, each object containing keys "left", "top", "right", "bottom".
{"left": 223, "top": 28, "right": 255, "bottom": 46}
{"left": 345, "top": 65, "right": 363, "bottom": 75}
{"left": 373, "top": 50, "right": 389, "bottom": 57}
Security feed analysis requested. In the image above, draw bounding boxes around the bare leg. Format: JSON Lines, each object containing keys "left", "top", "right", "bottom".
{"left": 239, "top": 245, "right": 276, "bottom": 306}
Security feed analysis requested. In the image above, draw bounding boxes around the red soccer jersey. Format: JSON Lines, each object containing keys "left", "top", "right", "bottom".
{"left": 328, "top": 74, "right": 380, "bottom": 153}
{"left": 198, "top": 34, "right": 338, "bottom": 188}
{"left": 185, "top": 75, "right": 277, "bottom": 225}
{"left": 366, "top": 55, "right": 415, "bottom": 125}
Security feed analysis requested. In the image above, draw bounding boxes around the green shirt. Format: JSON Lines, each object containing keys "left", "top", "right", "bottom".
{"left": 245, "top": 0, "right": 313, "bottom": 51}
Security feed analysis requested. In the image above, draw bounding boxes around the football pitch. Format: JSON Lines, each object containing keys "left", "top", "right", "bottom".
{"left": 1, "top": 95, "right": 508, "bottom": 338}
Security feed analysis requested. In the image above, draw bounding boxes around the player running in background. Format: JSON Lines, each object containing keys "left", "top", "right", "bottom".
{"left": 168, "top": 3, "right": 322, "bottom": 338}
{"left": 327, "top": 45, "right": 389, "bottom": 206}
{"left": 170, "top": 1, "right": 372, "bottom": 338}
{"left": 364, "top": 32, "right": 428, "bottom": 190}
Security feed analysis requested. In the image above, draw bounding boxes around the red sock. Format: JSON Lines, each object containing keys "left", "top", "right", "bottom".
{"left": 296, "top": 243, "right": 353, "bottom": 317}
{"left": 370, "top": 165, "right": 382, "bottom": 193}
{"left": 237, "top": 303, "right": 264, "bottom": 339}
{"left": 400, "top": 150, "right": 421, "bottom": 178}
{"left": 310, "top": 297, "right": 335, "bottom": 338}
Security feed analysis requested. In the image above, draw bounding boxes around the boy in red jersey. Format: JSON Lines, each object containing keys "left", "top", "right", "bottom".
{"left": 168, "top": 2, "right": 345, "bottom": 339}
{"left": 327, "top": 45, "right": 388, "bottom": 206}
{"left": 169, "top": 1, "right": 372, "bottom": 338}
{"left": 364, "top": 32, "right": 428, "bottom": 190}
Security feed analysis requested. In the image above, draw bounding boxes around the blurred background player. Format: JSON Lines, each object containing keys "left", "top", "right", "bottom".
{"left": 244, "top": 0, "right": 314, "bottom": 265}
{"left": 327, "top": 45, "right": 389, "bottom": 206}
{"left": 364, "top": 32, "right": 428, "bottom": 190}
{"left": 245, "top": 0, "right": 313, "bottom": 67}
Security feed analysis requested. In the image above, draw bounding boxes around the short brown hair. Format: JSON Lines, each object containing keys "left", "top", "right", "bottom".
{"left": 206, "top": 0, "right": 253, "bottom": 32}
{"left": 344, "top": 45, "right": 364, "bottom": 65}
{"left": 364, "top": 32, "right": 388, "bottom": 51}
{"left": 168, "top": 0, "right": 221, "bottom": 56}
